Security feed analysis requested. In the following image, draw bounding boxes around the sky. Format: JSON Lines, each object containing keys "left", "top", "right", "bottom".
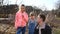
{"left": 3, "top": 0, "right": 58, "bottom": 10}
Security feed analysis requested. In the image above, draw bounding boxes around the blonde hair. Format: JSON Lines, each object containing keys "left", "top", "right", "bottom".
{"left": 18, "top": 4, "right": 25, "bottom": 10}
{"left": 29, "top": 12, "right": 35, "bottom": 16}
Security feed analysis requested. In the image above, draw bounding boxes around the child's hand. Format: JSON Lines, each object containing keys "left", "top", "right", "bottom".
{"left": 22, "top": 15, "right": 25, "bottom": 20}
{"left": 22, "top": 15, "right": 24, "bottom": 18}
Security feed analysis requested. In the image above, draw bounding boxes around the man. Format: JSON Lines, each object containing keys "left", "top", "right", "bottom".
{"left": 34, "top": 14, "right": 52, "bottom": 34}
{"left": 15, "top": 4, "right": 28, "bottom": 34}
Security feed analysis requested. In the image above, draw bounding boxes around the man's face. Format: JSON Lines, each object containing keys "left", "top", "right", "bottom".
{"left": 37, "top": 16, "right": 42, "bottom": 23}
{"left": 21, "top": 6, "right": 26, "bottom": 13}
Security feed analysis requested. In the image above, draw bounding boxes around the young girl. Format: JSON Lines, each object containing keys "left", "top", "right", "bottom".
{"left": 28, "top": 13, "right": 37, "bottom": 34}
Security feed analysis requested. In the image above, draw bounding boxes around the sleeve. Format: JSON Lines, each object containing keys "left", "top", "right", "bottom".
{"left": 15, "top": 13, "right": 18, "bottom": 29}
{"left": 24, "top": 13, "right": 28, "bottom": 23}
{"left": 46, "top": 24, "right": 52, "bottom": 34}
{"left": 26, "top": 14, "right": 28, "bottom": 22}
{"left": 28, "top": 18, "right": 30, "bottom": 26}
{"left": 46, "top": 28, "right": 52, "bottom": 34}
{"left": 35, "top": 19, "right": 38, "bottom": 27}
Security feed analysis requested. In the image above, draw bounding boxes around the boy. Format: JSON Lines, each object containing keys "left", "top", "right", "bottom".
{"left": 28, "top": 13, "right": 37, "bottom": 34}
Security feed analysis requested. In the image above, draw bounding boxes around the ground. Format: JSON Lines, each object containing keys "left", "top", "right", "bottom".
{"left": 0, "top": 17, "right": 60, "bottom": 34}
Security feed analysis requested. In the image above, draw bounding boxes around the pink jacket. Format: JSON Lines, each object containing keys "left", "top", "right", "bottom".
{"left": 15, "top": 11, "right": 28, "bottom": 29}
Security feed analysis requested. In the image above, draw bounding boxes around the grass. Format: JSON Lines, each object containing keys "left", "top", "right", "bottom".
{"left": 55, "top": 17, "right": 60, "bottom": 20}
{"left": 53, "top": 28, "right": 60, "bottom": 34}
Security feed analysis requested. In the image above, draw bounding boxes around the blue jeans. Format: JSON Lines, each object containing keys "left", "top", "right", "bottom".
{"left": 29, "top": 23, "right": 35, "bottom": 34}
{"left": 16, "top": 27, "right": 26, "bottom": 34}
{"left": 29, "top": 29, "right": 34, "bottom": 34}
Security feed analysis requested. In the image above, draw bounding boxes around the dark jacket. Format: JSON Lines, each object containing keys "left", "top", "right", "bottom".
{"left": 34, "top": 24, "right": 52, "bottom": 34}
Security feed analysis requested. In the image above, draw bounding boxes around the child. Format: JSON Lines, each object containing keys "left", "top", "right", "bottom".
{"left": 34, "top": 14, "right": 52, "bottom": 34}
{"left": 28, "top": 13, "right": 37, "bottom": 34}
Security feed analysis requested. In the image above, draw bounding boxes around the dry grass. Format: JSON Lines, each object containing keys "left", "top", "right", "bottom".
{"left": 52, "top": 28, "right": 60, "bottom": 34}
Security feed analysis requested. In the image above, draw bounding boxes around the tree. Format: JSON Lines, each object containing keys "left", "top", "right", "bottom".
{"left": 55, "top": 0, "right": 60, "bottom": 17}
{"left": 56, "top": 0, "right": 60, "bottom": 9}
{"left": 0, "top": 0, "right": 4, "bottom": 6}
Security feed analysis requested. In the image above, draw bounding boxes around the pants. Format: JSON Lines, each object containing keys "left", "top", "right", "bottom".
{"left": 29, "top": 29, "right": 34, "bottom": 34}
{"left": 16, "top": 27, "right": 26, "bottom": 34}
{"left": 28, "top": 23, "right": 36, "bottom": 34}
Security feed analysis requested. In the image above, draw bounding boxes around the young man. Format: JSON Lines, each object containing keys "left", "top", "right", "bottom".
{"left": 34, "top": 14, "right": 52, "bottom": 34}
{"left": 15, "top": 4, "right": 28, "bottom": 34}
